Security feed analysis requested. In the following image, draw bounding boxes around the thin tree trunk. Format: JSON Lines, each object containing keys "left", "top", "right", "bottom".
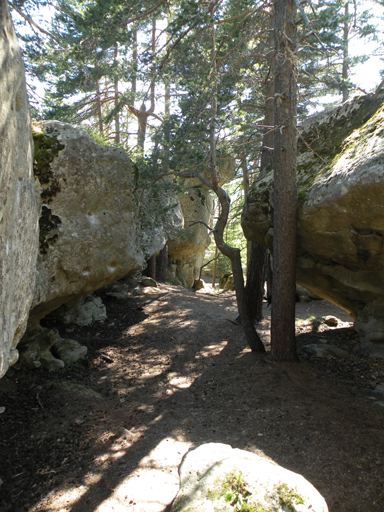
{"left": 239, "top": 136, "right": 251, "bottom": 269}
{"left": 157, "top": 245, "right": 168, "bottom": 282}
{"left": 209, "top": 2, "right": 264, "bottom": 352}
{"left": 149, "top": 255, "right": 156, "bottom": 280}
{"left": 245, "top": 242, "right": 266, "bottom": 322}
{"left": 244, "top": 10, "right": 275, "bottom": 324}
{"left": 96, "top": 78, "right": 103, "bottom": 135}
{"left": 114, "top": 43, "right": 120, "bottom": 144}
{"left": 271, "top": 0, "right": 298, "bottom": 362}
{"left": 342, "top": 2, "right": 349, "bottom": 102}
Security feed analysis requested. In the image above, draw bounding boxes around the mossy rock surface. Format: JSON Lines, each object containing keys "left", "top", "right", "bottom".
{"left": 242, "top": 92, "right": 384, "bottom": 356}
{"left": 171, "top": 443, "right": 328, "bottom": 512}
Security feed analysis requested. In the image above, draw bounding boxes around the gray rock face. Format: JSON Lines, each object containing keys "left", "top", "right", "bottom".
{"left": 242, "top": 92, "right": 384, "bottom": 357}
{"left": 30, "top": 121, "right": 145, "bottom": 323}
{"left": 168, "top": 187, "right": 214, "bottom": 287}
{"left": 140, "top": 186, "right": 183, "bottom": 261}
{"left": 47, "top": 294, "right": 107, "bottom": 326}
{"left": 171, "top": 443, "right": 328, "bottom": 512}
{"left": 0, "top": 1, "right": 39, "bottom": 378}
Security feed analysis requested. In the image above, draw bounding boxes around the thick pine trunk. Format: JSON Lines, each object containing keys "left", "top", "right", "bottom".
{"left": 270, "top": 0, "right": 298, "bottom": 362}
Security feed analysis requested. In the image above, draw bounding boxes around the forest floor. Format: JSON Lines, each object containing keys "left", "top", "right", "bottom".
{"left": 1, "top": 278, "right": 384, "bottom": 512}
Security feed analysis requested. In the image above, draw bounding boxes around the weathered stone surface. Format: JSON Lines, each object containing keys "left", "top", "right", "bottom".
{"left": 47, "top": 294, "right": 107, "bottom": 326}
{"left": 242, "top": 92, "right": 384, "bottom": 357}
{"left": 142, "top": 277, "right": 158, "bottom": 287}
{"left": 171, "top": 443, "right": 328, "bottom": 512}
{"left": 0, "top": 1, "right": 39, "bottom": 378}
{"left": 168, "top": 187, "right": 214, "bottom": 287}
{"left": 30, "top": 121, "right": 145, "bottom": 323}
{"left": 140, "top": 185, "right": 183, "bottom": 262}
{"left": 17, "top": 327, "right": 60, "bottom": 370}
{"left": 51, "top": 338, "right": 87, "bottom": 364}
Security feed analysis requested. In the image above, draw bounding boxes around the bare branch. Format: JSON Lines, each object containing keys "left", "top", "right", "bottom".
{"left": 188, "top": 220, "right": 215, "bottom": 232}
{"left": 8, "top": 1, "right": 62, "bottom": 44}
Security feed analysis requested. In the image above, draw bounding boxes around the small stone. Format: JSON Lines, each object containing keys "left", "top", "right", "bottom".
{"left": 141, "top": 278, "right": 158, "bottom": 287}
{"left": 105, "top": 291, "right": 129, "bottom": 299}
{"left": 0, "top": 476, "right": 3, "bottom": 486}
{"left": 112, "top": 427, "right": 134, "bottom": 441}
{"left": 51, "top": 338, "right": 87, "bottom": 364}
{"left": 374, "top": 383, "right": 384, "bottom": 397}
{"left": 301, "top": 344, "right": 349, "bottom": 359}
{"left": 0, "top": 407, "right": 5, "bottom": 414}
{"left": 40, "top": 355, "right": 65, "bottom": 371}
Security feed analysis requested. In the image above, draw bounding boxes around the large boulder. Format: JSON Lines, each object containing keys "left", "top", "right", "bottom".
{"left": 242, "top": 92, "right": 384, "bottom": 357}
{"left": 0, "top": 1, "right": 39, "bottom": 378}
{"left": 166, "top": 153, "right": 236, "bottom": 288}
{"left": 171, "top": 443, "right": 328, "bottom": 512}
{"left": 29, "top": 121, "right": 145, "bottom": 324}
{"left": 168, "top": 186, "right": 214, "bottom": 287}
{"left": 140, "top": 184, "right": 183, "bottom": 261}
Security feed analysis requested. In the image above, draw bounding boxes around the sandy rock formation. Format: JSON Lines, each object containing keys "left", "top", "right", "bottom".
{"left": 168, "top": 186, "right": 214, "bottom": 287}
{"left": 171, "top": 443, "right": 328, "bottom": 512}
{"left": 167, "top": 155, "right": 236, "bottom": 287}
{"left": 242, "top": 92, "right": 384, "bottom": 357}
{"left": 0, "top": 1, "right": 39, "bottom": 378}
{"left": 30, "top": 121, "right": 145, "bottom": 324}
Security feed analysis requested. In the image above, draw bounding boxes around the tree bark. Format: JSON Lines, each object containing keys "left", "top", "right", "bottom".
{"left": 209, "top": 3, "right": 265, "bottom": 352}
{"left": 245, "top": 242, "right": 266, "bottom": 323}
{"left": 114, "top": 43, "right": 120, "bottom": 144}
{"left": 342, "top": 2, "right": 349, "bottom": 103}
{"left": 244, "top": 10, "right": 275, "bottom": 325}
{"left": 148, "top": 255, "right": 156, "bottom": 280}
{"left": 270, "top": 0, "right": 298, "bottom": 362}
{"left": 157, "top": 245, "right": 168, "bottom": 282}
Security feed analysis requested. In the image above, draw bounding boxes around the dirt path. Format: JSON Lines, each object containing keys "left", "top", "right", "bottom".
{"left": 0, "top": 281, "right": 384, "bottom": 512}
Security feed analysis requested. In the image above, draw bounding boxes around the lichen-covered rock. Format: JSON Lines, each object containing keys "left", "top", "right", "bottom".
{"left": 242, "top": 92, "right": 384, "bottom": 357}
{"left": 140, "top": 185, "right": 183, "bottom": 261}
{"left": 30, "top": 121, "right": 145, "bottom": 324}
{"left": 171, "top": 443, "right": 328, "bottom": 512}
{"left": 0, "top": 1, "right": 39, "bottom": 378}
{"left": 168, "top": 187, "right": 214, "bottom": 287}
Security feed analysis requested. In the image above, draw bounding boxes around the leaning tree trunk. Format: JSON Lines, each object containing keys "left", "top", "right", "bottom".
{"left": 209, "top": 2, "right": 265, "bottom": 352}
{"left": 270, "top": 0, "right": 299, "bottom": 361}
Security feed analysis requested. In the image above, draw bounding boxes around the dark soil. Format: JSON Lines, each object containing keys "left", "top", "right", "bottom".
{"left": 0, "top": 279, "right": 384, "bottom": 512}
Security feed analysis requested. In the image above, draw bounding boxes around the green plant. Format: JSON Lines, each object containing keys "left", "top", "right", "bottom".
{"left": 275, "top": 483, "right": 305, "bottom": 511}
{"left": 224, "top": 473, "right": 252, "bottom": 511}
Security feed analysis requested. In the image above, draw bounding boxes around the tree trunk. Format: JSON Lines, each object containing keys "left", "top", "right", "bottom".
{"left": 342, "top": 2, "right": 349, "bottom": 102}
{"left": 245, "top": 242, "right": 266, "bottom": 323}
{"left": 244, "top": 11, "right": 275, "bottom": 325}
{"left": 209, "top": 3, "right": 265, "bottom": 352}
{"left": 157, "top": 245, "right": 168, "bottom": 282}
{"left": 114, "top": 43, "right": 120, "bottom": 144}
{"left": 271, "top": 0, "right": 298, "bottom": 362}
{"left": 148, "top": 255, "right": 156, "bottom": 280}
{"left": 96, "top": 78, "right": 103, "bottom": 135}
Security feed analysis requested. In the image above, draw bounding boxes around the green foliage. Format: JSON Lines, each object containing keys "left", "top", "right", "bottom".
{"left": 224, "top": 472, "right": 253, "bottom": 511}
{"left": 275, "top": 483, "right": 305, "bottom": 511}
